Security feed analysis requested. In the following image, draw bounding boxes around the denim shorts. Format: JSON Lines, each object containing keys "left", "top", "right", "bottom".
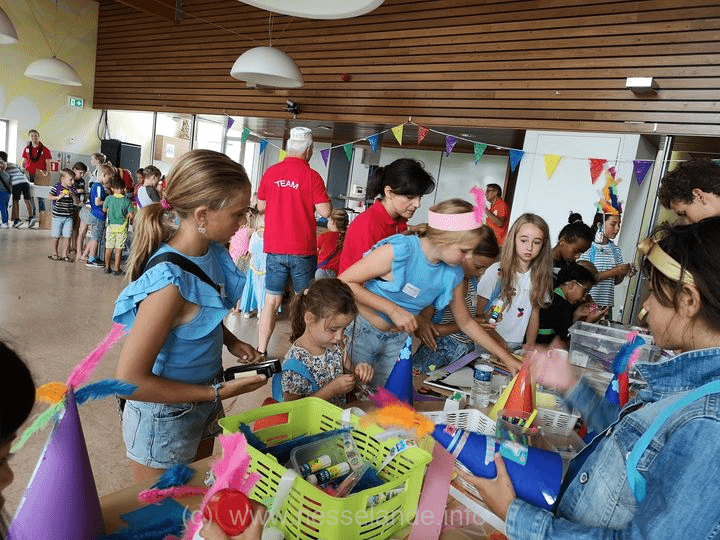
{"left": 265, "top": 253, "right": 317, "bottom": 296}
{"left": 89, "top": 214, "right": 105, "bottom": 242}
{"left": 412, "top": 336, "right": 475, "bottom": 374}
{"left": 122, "top": 398, "right": 224, "bottom": 469}
{"left": 51, "top": 215, "right": 73, "bottom": 238}
{"left": 344, "top": 312, "right": 409, "bottom": 387}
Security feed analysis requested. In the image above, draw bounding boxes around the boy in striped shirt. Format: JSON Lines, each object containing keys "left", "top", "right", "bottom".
{"left": 48, "top": 169, "right": 80, "bottom": 261}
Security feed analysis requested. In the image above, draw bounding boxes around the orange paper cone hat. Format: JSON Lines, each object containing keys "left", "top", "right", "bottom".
{"left": 502, "top": 363, "right": 534, "bottom": 417}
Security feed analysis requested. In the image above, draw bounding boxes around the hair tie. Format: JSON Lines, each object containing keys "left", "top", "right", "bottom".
{"left": 160, "top": 197, "right": 172, "bottom": 211}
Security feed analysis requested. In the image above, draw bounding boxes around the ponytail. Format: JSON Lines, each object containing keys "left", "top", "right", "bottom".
{"left": 124, "top": 203, "right": 174, "bottom": 282}
{"left": 288, "top": 279, "right": 358, "bottom": 343}
{"left": 289, "top": 292, "right": 310, "bottom": 343}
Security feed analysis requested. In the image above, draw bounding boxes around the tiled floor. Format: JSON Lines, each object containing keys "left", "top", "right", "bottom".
{"left": 1, "top": 226, "right": 290, "bottom": 513}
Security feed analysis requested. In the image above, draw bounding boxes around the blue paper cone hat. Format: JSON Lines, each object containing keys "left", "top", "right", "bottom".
{"left": 8, "top": 390, "right": 105, "bottom": 540}
{"left": 384, "top": 336, "right": 413, "bottom": 404}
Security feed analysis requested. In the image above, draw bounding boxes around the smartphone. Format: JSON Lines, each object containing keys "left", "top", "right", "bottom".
{"left": 223, "top": 358, "right": 282, "bottom": 381}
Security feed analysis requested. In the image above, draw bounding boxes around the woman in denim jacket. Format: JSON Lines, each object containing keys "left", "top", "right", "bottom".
{"left": 464, "top": 217, "right": 720, "bottom": 539}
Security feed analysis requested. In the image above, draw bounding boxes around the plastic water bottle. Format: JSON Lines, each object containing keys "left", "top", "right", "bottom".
{"left": 469, "top": 361, "right": 493, "bottom": 408}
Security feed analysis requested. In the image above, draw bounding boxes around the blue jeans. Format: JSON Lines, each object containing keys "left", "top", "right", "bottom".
{"left": 344, "top": 312, "right": 409, "bottom": 387}
{"left": 412, "top": 336, "right": 475, "bottom": 374}
{"left": 122, "top": 398, "right": 224, "bottom": 469}
{"left": 0, "top": 192, "right": 9, "bottom": 224}
{"left": 265, "top": 253, "right": 317, "bottom": 295}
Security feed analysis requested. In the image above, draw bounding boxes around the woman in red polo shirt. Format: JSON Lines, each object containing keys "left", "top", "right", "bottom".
{"left": 338, "top": 158, "right": 435, "bottom": 274}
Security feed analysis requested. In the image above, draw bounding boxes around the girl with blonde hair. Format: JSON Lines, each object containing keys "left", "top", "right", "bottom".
{"left": 477, "top": 213, "right": 553, "bottom": 349}
{"left": 113, "top": 149, "right": 265, "bottom": 483}
{"left": 341, "top": 196, "right": 522, "bottom": 386}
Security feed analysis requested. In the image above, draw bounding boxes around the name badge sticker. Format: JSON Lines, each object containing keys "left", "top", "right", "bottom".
{"left": 402, "top": 282, "right": 421, "bottom": 298}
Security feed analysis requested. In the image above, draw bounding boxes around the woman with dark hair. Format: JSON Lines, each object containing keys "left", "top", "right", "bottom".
{"left": 465, "top": 217, "right": 720, "bottom": 539}
{"left": 0, "top": 341, "right": 36, "bottom": 537}
{"left": 338, "top": 158, "right": 435, "bottom": 274}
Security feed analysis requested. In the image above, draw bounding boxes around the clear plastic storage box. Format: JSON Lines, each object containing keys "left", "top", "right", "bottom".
{"left": 568, "top": 321, "right": 659, "bottom": 371}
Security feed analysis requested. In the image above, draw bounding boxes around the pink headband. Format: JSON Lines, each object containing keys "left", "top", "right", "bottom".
{"left": 427, "top": 186, "right": 486, "bottom": 232}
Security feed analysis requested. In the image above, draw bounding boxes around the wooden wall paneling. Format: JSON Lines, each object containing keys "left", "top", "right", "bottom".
{"left": 94, "top": 0, "right": 720, "bottom": 137}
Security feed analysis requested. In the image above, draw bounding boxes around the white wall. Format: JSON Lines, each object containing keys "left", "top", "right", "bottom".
{"left": 514, "top": 130, "right": 659, "bottom": 317}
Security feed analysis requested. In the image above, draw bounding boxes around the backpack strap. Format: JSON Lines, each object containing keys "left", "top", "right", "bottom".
{"left": 144, "top": 251, "right": 221, "bottom": 294}
{"left": 482, "top": 277, "right": 503, "bottom": 314}
{"left": 626, "top": 379, "right": 720, "bottom": 503}
{"left": 271, "top": 358, "right": 321, "bottom": 402}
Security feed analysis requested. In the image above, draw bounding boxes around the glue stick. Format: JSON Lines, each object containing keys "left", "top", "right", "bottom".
{"left": 307, "top": 462, "right": 350, "bottom": 485}
{"left": 298, "top": 455, "right": 332, "bottom": 477}
{"left": 489, "top": 300, "right": 504, "bottom": 323}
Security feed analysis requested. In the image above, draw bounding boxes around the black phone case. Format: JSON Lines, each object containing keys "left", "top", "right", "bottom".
{"left": 223, "top": 359, "right": 282, "bottom": 381}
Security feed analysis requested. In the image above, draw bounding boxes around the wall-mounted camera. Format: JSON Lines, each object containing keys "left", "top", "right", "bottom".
{"left": 283, "top": 99, "right": 300, "bottom": 116}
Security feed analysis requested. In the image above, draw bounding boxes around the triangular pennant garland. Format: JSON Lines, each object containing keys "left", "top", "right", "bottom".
{"left": 344, "top": 143, "right": 354, "bottom": 162}
{"left": 544, "top": 154, "right": 562, "bottom": 179}
{"left": 392, "top": 124, "right": 404, "bottom": 145}
{"left": 445, "top": 135, "right": 458, "bottom": 157}
{"left": 633, "top": 160, "right": 654, "bottom": 186}
{"left": 367, "top": 134, "right": 379, "bottom": 153}
{"left": 320, "top": 148, "right": 330, "bottom": 166}
{"left": 474, "top": 143, "right": 487, "bottom": 163}
{"left": 509, "top": 149, "right": 524, "bottom": 173}
{"left": 241, "top": 127, "right": 250, "bottom": 143}
{"left": 417, "top": 125, "right": 429, "bottom": 144}
{"left": 278, "top": 150, "right": 287, "bottom": 162}
{"left": 588, "top": 158, "right": 607, "bottom": 184}
{"left": 259, "top": 139, "right": 268, "bottom": 155}
{"left": 226, "top": 117, "right": 235, "bottom": 130}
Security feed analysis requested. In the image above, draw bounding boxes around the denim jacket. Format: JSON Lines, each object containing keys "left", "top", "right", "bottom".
{"left": 505, "top": 347, "right": 720, "bottom": 539}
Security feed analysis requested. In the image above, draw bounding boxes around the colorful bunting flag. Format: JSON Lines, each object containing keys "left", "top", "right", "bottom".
{"left": 227, "top": 117, "right": 235, "bottom": 130}
{"left": 259, "top": 139, "right": 268, "bottom": 155}
{"left": 474, "top": 143, "right": 487, "bottom": 163}
{"left": 633, "top": 160, "right": 654, "bottom": 186}
{"left": 241, "top": 127, "right": 250, "bottom": 143}
{"left": 344, "top": 143, "right": 354, "bottom": 162}
{"left": 544, "top": 155, "right": 562, "bottom": 179}
{"left": 445, "top": 136, "right": 458, "bottom": 157}
{"left": 417, "top": 125, "right": 429, "bottom": 145}
{"left": 367, "top": 134, "right": 379, "bottom": 153}
{"left": 320, "top": 148, "right": 330, "bottom": 166}
{"left": 278, "top": 150, "right": 287, "bottom": 162}
{"left": 509, "top": 150, "right": 524, "bottom": 173}
{"left": 392, "top": 125, "right": 404, "bottom": 145}
{"left": 714, "top": 159, "right": 720, "bottom": 166}
{"left": 588, "top": 158, "right": 607, "bottom": 184}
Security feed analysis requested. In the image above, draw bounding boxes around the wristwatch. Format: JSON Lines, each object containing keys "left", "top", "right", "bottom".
{"left": 212, "top": 381, "right": 224, "bottom": 403}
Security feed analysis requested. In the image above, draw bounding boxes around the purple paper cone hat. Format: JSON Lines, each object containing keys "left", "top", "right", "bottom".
{"left": 384, "top": 336, "right": 414, "bottom": 404}
{"left": 8, "top": 390, "right": 105, "bottom": 540}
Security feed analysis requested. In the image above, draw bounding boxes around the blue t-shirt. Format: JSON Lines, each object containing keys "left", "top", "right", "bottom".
{"left": 364, "top": 234, "right": 464, "bottom": 324}
{"left": 90, "top": 182, "right": 107, "bottom": 221}
{"left": 113, "top": 242, "right": 246, "bottom": 384}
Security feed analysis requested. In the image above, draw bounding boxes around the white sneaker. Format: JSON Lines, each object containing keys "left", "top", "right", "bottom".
{"left": 0, "top": 223, "right": 8, "bottom": 229}
{"left": 28, "top": 217, "right": 37, "bottom": 228}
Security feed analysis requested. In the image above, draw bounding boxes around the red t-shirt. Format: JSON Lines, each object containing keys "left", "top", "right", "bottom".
{"left": 338, "top": 199, "right": 408, "bottom": 275}
{"left": 317, "top": 231, "right": 341, "bottom": 273}
{"left": 258, "top": 157, "right": 330, "bottom": 255}
{"left": 487, "top": 197, "right": 510, "bottom": 246}
{"left": 21, "top": 143, "right": 52, "bottom": 175}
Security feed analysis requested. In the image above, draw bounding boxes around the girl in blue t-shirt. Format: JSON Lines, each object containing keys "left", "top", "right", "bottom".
{"left": 340, "top": 198, "right": 522, "bottom": 387}
{"left": 113, "top": 150, "right": 266, "bottom": 484}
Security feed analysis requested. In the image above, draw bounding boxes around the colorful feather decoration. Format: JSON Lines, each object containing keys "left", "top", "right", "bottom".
{"left": 36, "top": 381, "right": 68, "bottom": 404}
{"left": 66, "top": 323, "right": 126, "bottom": 389}
{"left": 152, "top": 464, "right": 195, "bottom": 490}
{"left": 361, "top": 403, "right": 435, "bottom": 440}
{"left": 74, "top": 380, "right": 137, "bottom": 406}
{"left": 470, "top": 185, "right": 487, "bottom": 224}
{"left": 138, "top": 486, "right": 208, "bottom": 505}
{"left": 182, "top": 433, "right": 259, "bottom": 540}
{"left": 12, "top": 399, "right": 66, "bottom": 452}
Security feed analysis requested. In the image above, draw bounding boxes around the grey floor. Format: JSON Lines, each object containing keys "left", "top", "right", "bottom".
{"left": 1, "top": 225, "right": 290, "bottom": 513}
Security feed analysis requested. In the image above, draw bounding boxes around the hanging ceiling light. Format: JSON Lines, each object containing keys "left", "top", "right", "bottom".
{"left": 238, "top": 0, "right": 384, "bottom": 19}
{"left": 230, "top": 46, "right": 303, "bottom": 88}
{"left": 25, "top": 56, "right": 82, "bottom": 86}
{"left": 0, "top": 7, "right": 19, "bottom": 44}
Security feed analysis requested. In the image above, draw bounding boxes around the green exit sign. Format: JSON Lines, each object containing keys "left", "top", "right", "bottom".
{"left": 68, "top": 96, "right": 84, "bottom": 108}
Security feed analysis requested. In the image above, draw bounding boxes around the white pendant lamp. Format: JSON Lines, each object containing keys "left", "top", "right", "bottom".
{"left": 0, "top": 7, "right": 19, "bottom": 44}
{"left": 24, "top": 57, "right": 82, "bottom": 86}
{"left": 230, "top": 46, "right": 303, "bottom": 88}
{"left": 239, "top": 0, "right": 384, "bottom": 19}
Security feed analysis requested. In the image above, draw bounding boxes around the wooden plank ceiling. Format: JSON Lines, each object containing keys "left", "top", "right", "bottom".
{"left": 94, "top": 0, "right": 720, "bottom": 147}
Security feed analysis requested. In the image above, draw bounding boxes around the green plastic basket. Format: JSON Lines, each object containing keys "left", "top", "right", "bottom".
{"left": 219, "top": 398, "right": 432, "bottom": 540}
